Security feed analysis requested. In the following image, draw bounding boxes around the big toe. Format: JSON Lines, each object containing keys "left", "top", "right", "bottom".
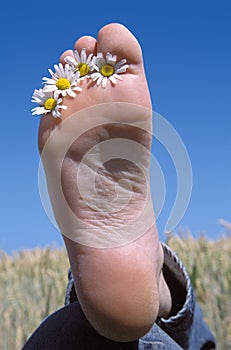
{"left": 97, "top": 23, "right": 143, "bottom": 67}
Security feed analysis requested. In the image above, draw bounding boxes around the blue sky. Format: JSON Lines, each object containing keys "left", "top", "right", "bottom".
{"left": 1, "top": 0, "right": 231, "bottom": 253}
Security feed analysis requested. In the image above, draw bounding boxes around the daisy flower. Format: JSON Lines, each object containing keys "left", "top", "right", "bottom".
{"left": 65, "top": 48, "right": 95, "bottom": 79}
{"left": 31, "top": 89, "right": 67, "bottom": 118}
{"left": 42, "top": 63, "right": 82, "bottom": 97}
{"left": 91, "top": 52, "right": 129, "bottom": 88}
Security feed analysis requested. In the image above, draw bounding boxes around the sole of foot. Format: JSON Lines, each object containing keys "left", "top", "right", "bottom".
{"left": 38, "top": 23, "right": 171, "bottom": 342}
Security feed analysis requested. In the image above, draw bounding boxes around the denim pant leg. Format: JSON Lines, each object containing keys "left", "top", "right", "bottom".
{"left": 140, "top": 243, "right": 216, "bottom": 350}
{"left": 139, "top": 323, "right": 183, "bottom": 350}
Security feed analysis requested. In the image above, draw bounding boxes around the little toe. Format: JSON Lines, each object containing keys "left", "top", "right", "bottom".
{"left": 60, "top": 49, "right": 74, "bottom": 65}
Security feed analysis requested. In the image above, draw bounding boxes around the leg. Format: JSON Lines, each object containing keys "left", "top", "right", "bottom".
{"left": 64, "top": 244, "right": 216, "bottom": 349}
{"left": 38, "top": 23, "right": 171, "bottom": 342}
{"left": 22, "top": 302, "right": 138, "bottom": 350}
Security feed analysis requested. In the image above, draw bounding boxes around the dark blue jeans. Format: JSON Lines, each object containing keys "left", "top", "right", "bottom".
{"left": 138, "top": 244, "right": 216, "bottom": 349}
{"left": 22, "top": 243, "right": 216, "bottom": 350}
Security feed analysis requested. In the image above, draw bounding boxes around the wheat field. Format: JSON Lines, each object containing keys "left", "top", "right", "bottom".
{"left": 1, "top": 234, "right": 231, "bottom": 350}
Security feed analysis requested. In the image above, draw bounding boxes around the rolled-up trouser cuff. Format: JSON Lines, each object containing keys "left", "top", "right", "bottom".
{"left": 140, "top": 242, "right": 216, "bottom": 350}
{"left": 156, "top": 242, "right": 195, "bottom": 349}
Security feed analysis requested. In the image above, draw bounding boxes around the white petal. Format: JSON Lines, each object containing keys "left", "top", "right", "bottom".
{"left": 74, "top": 71, "right": 81, "bottom": 80}
{"left": 106, "top": 52, "right": 117, "bottom": 65}
{"left": 109, "top": 75, "right": 117, "bottom": 84}
{"left": 93, "top": 64, "right": 100, "bottom": 72}
{"left": 53, "top": 108, "right": 62, "bottom": 118}
{"left": 73, "top": 86, "right": 82, "bottom": 92}
{"left": 32, "top": 90, "right": 43, "bottom": 103}
{"left": 52, "top": 110, "right": 58, "bottom": 118}
{"left": 53, "top": 90, "right": 60, "bottom": 99}
{"left": 59, "top": 63, "right": 65, "bottom": 76}
{"left": 43, "top": 85, "right": 57, "bottom": 92}
{"left": 54, "top": 64, "right": 60, "bottom": 77}
{"left": 59, "top": 90, "right": 67, "bottom": 97}
{"left": 115, "top": 59, "right": 127, "bottom": 68}
{"left": 91, "top": 72, "right": 101, "bottom": 81}
{"left": 31, "top": 107, "right": 39, "bottom": 114}
{"left": 96, "top": 76, "right": 103, "bottom": 86}
{"left": 86, "top": 53, "right": 94, "bottom": 65}
{"left": 106, "top": 52, "right": 112, "bottom": 60}
{"left": 102, "top": 77, "right": 108, "bottom": 88}
{"left": 70, "top": 78, "right": 78, "bottom": 86}
{"left": 42, "top": 77, "right": 56, "bottom": 84}
{"left": 90, "top": 56, "right": 96, "bottom": 67}
{"left": 81, "top": 48, "right": 87, "bottom": 63}
{"left": 48, "top": 68, "right": 54, "bottom": 77}
{"left": 59, "top": 105, "right": 67, "bottom": 110}
{"left": 115, "top": 65, "right": 129, "bottom": 74}
{"left": 96, "top": 52, "right": 103, "bottom": 58}
{"left": 113, "top": 74, "right": 123, "bottom": 80}
{"left": 65, "top": 56, "right": 77, "bottom": 67}
{"left": 33, "top": 88, "right": 44, "bottom": 98}
{"left": 95, "top": 54, "right": 105, "bottom": 68}
{"left": 74, "top": 50, "right": 81, "bottom": 63}
{"left": 67, "top": 89, "right": 76, "bottom": 98}
{"left": 31, "top": 106, "right": 46, "bottom": 115}
{"left": 64, "top": 63, "right": 71, "bottom": 76}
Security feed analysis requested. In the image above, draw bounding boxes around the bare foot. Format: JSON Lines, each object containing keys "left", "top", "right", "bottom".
{"left": 38, "top": 23, "right": 171, "bottom": 342}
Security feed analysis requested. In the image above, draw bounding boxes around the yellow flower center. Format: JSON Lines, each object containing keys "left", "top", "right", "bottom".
{"left": 100, "top": 64, "right": 114, "bottom": 77}
{"left": 44, "top": 98, "right": 57, "bottom": 111}
{"left": 56, "top": 78, "right": 71, "bottom": 90}
{"left": 77, "top": 63, "right": 90, "bottom": 76}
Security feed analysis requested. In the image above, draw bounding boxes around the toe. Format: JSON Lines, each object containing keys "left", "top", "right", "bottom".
{"left": 60, "top": 36, "right": 97, "bottom": 65}
{"left": 97, "top": 23, "right": 143, "bottom": 65}
{"left": 74, "top": 35, "right": 97, "bottom": 56}
{"left": 60, "top": 49, "right": 74, "bottom": 65}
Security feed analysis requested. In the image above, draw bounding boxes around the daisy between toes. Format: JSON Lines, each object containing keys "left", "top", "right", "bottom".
{"left": 64, "top": 48, "right": 95, "bottom": 79}
{"left": 91, "top": 52, "right": 129, "bottom": 88}
{"left": 31, "top": 49, "right": 129, "bottom": 118}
